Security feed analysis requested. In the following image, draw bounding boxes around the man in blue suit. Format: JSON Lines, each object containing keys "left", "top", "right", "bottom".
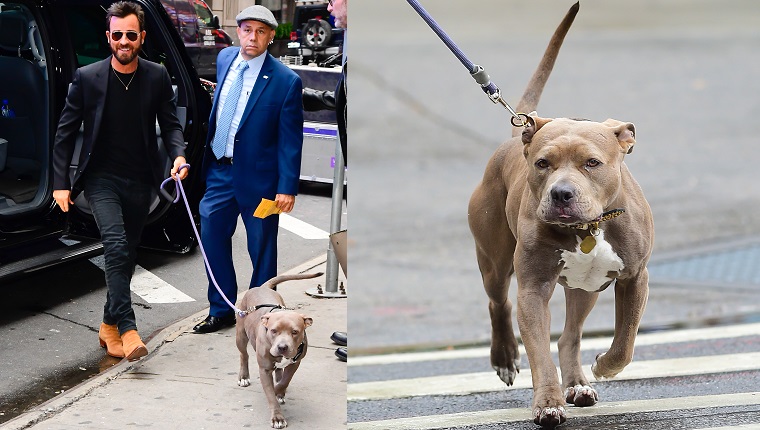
{"left": 193, "top": 5, "right": 304, "bottom": 333}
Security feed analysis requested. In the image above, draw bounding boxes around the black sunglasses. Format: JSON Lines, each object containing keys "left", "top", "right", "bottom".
{"left": 327, "top": 0, "right": 333, "bottom": 5}
{"left": 110, "top": 30, "right": 139, "bottom": 42}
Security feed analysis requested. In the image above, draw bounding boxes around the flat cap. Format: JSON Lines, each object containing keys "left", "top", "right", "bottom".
{"left": 236, "top": 5, "right": 278, "bottom": 29}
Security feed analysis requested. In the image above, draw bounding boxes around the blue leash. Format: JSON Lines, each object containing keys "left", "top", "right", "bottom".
{"left": 406, "top": 0, "right": 527, "bottom": 127}
{"left": 160, "top": 165, "right": 247, "bottom": 317}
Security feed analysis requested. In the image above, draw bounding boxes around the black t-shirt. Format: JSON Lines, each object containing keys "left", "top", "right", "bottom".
{"left": 88, "top": 67, "right": 153, "bottom": 184}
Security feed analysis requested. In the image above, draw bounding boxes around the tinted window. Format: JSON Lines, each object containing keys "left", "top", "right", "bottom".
{"left": 192, "top": 0, "right": 212, "bottom": 27}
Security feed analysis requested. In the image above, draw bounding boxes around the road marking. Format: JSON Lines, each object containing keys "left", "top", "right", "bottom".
{"left": 348, "top": 351, "right": 760, "bottom": 401}
{"left": 89, "top": 256, "right": 195, "bottom": 304}
{"left": 279, "top": 213, "right": 329, "bottom": 239}
{"left": 350, "top": 321, "right": 760, "bottom": 367}
{"left": 348, "top": 392, "right": 760, "bottom": 430}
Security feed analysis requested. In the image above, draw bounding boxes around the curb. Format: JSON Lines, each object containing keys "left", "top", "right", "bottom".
{"left": 0, "top": 254, "right": 329, "bottom": 430}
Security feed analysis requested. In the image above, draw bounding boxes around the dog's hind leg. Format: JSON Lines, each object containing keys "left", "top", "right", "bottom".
{"left": 469, "top": 180, "right": 520, "bottom": 386}
{"left": 559, "top": 288, "right": 599, "bottom": 407}
{"left": 274, "top": 363, "right": 300, "bottom": 405}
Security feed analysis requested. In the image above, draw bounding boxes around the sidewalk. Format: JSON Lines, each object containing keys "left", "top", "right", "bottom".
{"left": 2, "top": 255, "right": 347, "bottom": 430}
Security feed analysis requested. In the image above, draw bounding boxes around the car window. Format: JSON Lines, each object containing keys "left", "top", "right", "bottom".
{"left": 192, "top": 0, "right": 212, "bottom": 27}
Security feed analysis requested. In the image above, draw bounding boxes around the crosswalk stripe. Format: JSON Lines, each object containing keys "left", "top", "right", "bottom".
{"left": 279, "top": 213, "right": 329, "bottom": 239}
{"left": 348, "top": 391, "right": 760, "bottom": 430}
{"left": 89, "top": 256, "right": 195, "bottom": 304}
{"left": 348, "top": 351, "right": 760, "bottom": 401}
{"left": 350, "top": 322, "right": 760, "bottom": 367}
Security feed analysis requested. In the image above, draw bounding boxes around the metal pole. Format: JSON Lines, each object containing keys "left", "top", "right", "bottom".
{"left": 307, "top": 134, "right": 346, "bottom": 298}
{"left": 326, "top": 138, "right": 345, "bottom": 293}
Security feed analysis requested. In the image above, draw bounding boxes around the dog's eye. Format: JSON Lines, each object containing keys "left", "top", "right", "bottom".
{"left": 535, "top": 159, "right": 549, "bottom": 169}
{"left": 292, "top": 330, "right": 299, "bottom": 335}
{"left": 586, "top": 159, "right": 601, "bottom": 168}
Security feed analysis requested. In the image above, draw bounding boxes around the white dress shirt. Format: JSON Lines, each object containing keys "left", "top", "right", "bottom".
{"left": 215, "top": 52, "right": 267, "bottom": 158}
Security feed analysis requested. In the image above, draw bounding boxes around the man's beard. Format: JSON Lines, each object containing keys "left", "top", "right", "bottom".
{"left": 111, "top": 44, "right": 141, "bottom": 65}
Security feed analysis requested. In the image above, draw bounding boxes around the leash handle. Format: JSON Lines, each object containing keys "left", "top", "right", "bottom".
{"left": 159, "top": 163, "right": 191, "bottom": 203}
{"left": 406, "top": 0, "right": 526, "bottom": 127}
{"left": 162, "top": 165, "right": 246, "bottom": 317}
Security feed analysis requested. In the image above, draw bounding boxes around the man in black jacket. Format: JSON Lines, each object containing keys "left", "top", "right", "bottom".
{"left": 52, "top": 1, "right": 188, "bottom": 361}
{"left": 302, "top": 0, "right": 348, "bottom": 361}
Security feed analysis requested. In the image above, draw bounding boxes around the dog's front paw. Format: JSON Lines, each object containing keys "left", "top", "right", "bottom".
{"left": 532, "top": 405, "right": 566, "bottom": 428}
{"left": 271, "top": 412, "right": 287, "bottom": 429}
{"left": 591, "top": 352, "right": 622, "bottom": 380}
{"left": 238, "top": 378, "right": 250, "bottom": 387}
{"left": 492, "top": 357, "right": 520, "bottom": 386}
{"left": 564, "top": 384, "right": 598, "bottom": 407}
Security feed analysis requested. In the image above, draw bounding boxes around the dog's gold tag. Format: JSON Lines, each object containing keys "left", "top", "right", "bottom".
{"left": 580, "top": 235, "right": 597, "bottom": 254}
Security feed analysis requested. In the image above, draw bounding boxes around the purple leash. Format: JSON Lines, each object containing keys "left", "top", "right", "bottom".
{"left": 406, "top": 0, "right": 527, "bottom": 127}
{"left": 160, "top": 165, "right": 247, "bottom": 317}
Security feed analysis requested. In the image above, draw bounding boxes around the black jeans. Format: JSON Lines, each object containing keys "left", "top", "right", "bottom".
{"left": 85, "top": 172, "right": 152, "bottom": 335}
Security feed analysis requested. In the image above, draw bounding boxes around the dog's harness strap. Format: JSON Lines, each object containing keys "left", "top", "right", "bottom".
{"left": 406, "top": 0, "right": 526, "bottom": 127}
{"left": 254, "top": 304, "right": 284, "bottom": 312}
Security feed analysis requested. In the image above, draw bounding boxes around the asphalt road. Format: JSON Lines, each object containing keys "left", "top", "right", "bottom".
{"left": 0, "top": 182, "right": 344, "bottom": 423}
{"left": 348, "top": 0, "right": 760, "bottom": 428}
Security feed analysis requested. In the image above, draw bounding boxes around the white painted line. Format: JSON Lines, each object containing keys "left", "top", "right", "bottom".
{"left": 279, "top": 213, "right": 329, "bottom": 239}
{"left": 350, "top": 322, "right": 760, "bottom": 367}
{"left": 348, "top": 392, "right": 760, "bottom": 430}
{"left": 129, "top": 265, "right": 195, "bottom": 303}
{"left": 348, "top": 351, "right": 760, "bottom": 401}
{"left": 89, "top": 256, "right": 195, "bottom": 304}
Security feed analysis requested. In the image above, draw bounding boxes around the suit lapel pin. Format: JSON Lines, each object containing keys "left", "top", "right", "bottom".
{"left": 263, "top": 75, "right": 269, "bottom": 79}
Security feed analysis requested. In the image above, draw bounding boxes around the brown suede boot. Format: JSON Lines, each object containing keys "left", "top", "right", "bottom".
{"left": 121, "top": 330, "right": 148, "bottom": 361}
{"left": 98, "top": 323, "right": 124, "bottom": 358}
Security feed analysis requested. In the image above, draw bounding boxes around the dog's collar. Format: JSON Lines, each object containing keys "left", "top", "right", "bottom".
{"left": 274, "top": 342, "right": 305, "bottom": 369}
{"left": 564, "top": 208, "right": 625, "bottom": 232}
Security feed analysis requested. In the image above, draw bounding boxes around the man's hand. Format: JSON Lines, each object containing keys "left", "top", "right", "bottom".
{"left": 275, "top": 194, "right": 295, "bottom": 213}
{"left": 172, "top": 156, "right": 189, "bottom": 180}
{"left": 53, "top": 189, "right": 74, "bottom": 212}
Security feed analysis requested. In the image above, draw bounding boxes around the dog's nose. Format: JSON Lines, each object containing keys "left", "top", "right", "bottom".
{"left": 277, "top": 344, "right": 289, "bottom": 354}
{"left": 551, "top": 184, "right": 575, "bottom": 204}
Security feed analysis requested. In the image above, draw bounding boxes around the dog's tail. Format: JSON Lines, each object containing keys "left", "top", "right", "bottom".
{"left": 512, "top": 2, "right": 579, "bottom": 137}
{"left": 260, "top": 272, "right": 324, "bottom": 290}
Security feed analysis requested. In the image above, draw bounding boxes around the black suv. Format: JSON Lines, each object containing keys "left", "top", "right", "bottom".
{"left": 290, "top": 0, "right": 343, "bottom": 64}
{"left": 0, "top": 0, "right": 211, "bottom": 282}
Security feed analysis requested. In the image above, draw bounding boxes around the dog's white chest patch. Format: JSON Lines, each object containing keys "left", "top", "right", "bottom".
{"left": 274, "top": 358, "right": 295, "bottom": 369}
{"left": 559, "top": 230, "right": 624, "bottom": 292}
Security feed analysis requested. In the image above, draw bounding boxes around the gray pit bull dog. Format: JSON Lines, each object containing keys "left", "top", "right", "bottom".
{"left": 235, "top": 272, "right": 322, "bottom": 429}
{"left": 468, "top": 3, "right": 653, "bottom": 428}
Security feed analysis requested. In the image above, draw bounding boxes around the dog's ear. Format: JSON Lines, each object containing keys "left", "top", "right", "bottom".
{"left": 522, "top": 115, "right": 553, "bottom": 144}
{"left": 604, "top": 119, "right": 636, "bottom": 154}
{"left": 302, "top": 316, "right": 313, "bottom": 327}
{"left": 260, "top": 315, "right": 271, "bottom": 327}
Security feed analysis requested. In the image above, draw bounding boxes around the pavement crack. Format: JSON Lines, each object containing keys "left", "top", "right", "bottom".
{"left": 40, "top": 311, "right": 98, "bottom": 333}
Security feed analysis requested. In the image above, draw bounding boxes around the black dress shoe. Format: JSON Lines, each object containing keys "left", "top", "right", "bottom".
{"left": 330, "top": 331, "right": 347, "bottom": 346}
{"left": 193, "top": 314, "right": 236, "bottom": 334}
{"left": 335, "top": 347, "right": 347, "bottom": 362}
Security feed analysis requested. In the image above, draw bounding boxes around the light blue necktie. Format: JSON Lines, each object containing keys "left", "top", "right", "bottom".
{"left": 212, "top": 61, "right": 249, "bottom": 159}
